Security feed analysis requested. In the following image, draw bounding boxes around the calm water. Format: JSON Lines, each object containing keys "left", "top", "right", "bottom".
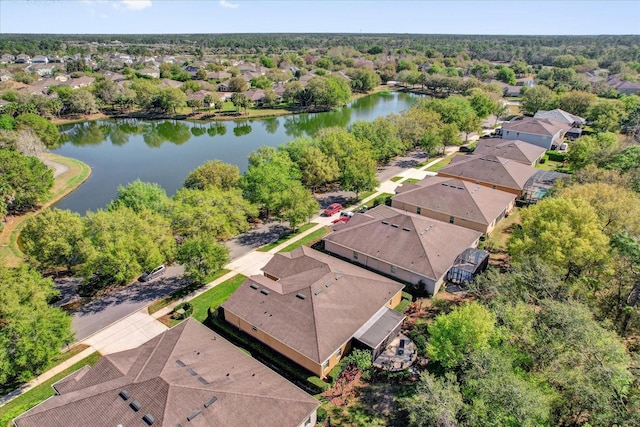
{"left": 53, "top": 91, "right": 419, "bottom": 213}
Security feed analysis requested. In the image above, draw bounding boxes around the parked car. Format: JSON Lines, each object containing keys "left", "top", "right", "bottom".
{"left": 323, "top": 203, "right": 342, "bottom": 216}
{"left": 332, "top": 217, "right": 350, "bottom": 225}
{"left": 340, "top": 211, "right": 354, "bottom": 218}
{"left": 139, "top": 264, "right": 166, "bottom": 282}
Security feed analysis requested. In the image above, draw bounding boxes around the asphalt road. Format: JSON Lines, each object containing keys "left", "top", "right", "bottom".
{"left": 70, "top": 264, "right": 185, "bottom": 341}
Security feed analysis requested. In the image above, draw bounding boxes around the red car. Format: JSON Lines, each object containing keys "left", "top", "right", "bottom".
{"left": 323, "top": 203, "right": 342, "bottom": 216}
{"left": 332, "top": 217, "right": 349, "bottom": 225}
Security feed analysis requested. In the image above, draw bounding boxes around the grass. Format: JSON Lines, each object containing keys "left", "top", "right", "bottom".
{"left": 490, "top": 209, "right": 522, "bottom": 250}
{"left": 535, "top": 160, "right": 564, "bottom": 171}
{"left": 394, "top": 292, "right": 414, "bottom": 313}
{"left": 280, "top": 227, "right": 331, "bottom": 253}
{"left": 0, "top": 153, "right": 91, "bottom": 266}
{"left": 0, "top": 352, "right": 102, "bottom": 427}
{"left": 158, "top": 274, "right": 246, "bottom": 327}
{"left": 147, "top": 269, "right": 230, "bottom": 315}
{"left": 425, "top": 153, "right": 462, "bottom": 172}
{"left": 257, "top": 222, "right": 317, "bottom": 252}
{"left": 390, "top": 176, "right": 403, "bottom": 182}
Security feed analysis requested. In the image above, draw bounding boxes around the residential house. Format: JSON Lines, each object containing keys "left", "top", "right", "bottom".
{"left": 243, "top": 88, "right": 266, "bottom": 105}
{"left": 533, "top": 108, "right": 586, "bottom": 127}
{"left": 1, "top": 54, "right": 15, "bottom": 64}
{"left": 138, "top": 68, "right": 159, "bottom": 79}
{"left": 493, "top": 80, "right": 521, "bottom": 97}
{"left": 323, "top": 205, "right": 483, "bottom": 295}
{"left": 14, "top": 319, "right": 319, "bottom": 427}
{"left": 160, "top": 79, "right": 183, "bottom": 89}
{"left": 29, "top": 63, "right": 58, "bottom": 77}
{"left": 31, "top": 55, "right": 48, "bottom": 64}
{"left": 61, "top": 76, "right": 95, "bottom": 89}
{"left": 437, "top": 154, "right": 539, "bottom": 197}
{"left": 218, "top": 81, "right": 231, "bottom": 92}
{"left": 391, "top": 176, "right": 516, "bottom": 235}
{"left": 206, "top": 71, "right": 231, "bottom": 81}
{"left": 473, "top": 139, "right": 547, "bottom": 166}
{"left": 15, "top": 54, "right": 31, "bottom": 64}
{"left": 501, "top": 117, "right": 570, "bottom": 150}
{"left": 222, "top": 246, "right": 405, "bottom": 378}
{"left": 607, "top": 77, "right": 640, "bottom": 95}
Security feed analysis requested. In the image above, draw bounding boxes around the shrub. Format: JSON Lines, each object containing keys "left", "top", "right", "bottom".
{"left": 307, "top": 375, "right": 330, "bottom": 391}
{"left": 172, "top": 302, "right": 193, "bottom": 320}
{"left": 546, "top": 150, "right": 568, "bottom": 162}
{"left": 540, "top": 155, "right": 548, "bottom": 164}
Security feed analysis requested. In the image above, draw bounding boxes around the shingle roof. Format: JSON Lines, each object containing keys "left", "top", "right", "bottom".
{"left": 15, "top": 319, "right": 319, "bottom": 427}
{"left": 534, "top": 109, "right": 586, "bottom": 125}
{"left": 501, "top": 117, "right": 570, "bottom": 136}
{"left": 392, "top": 176, "right": 516, "bottom": 225}
{"left": 324, "top": 206, "right": 482, "bottom": 284}
{"left": 438, "top": 154, "right": 538, "bottom": 191}
{"left": 473, "top": 139, "right": 547, "bottom": 165}
{"left": 222, "top": 247, "right": 404, "bottom": 364}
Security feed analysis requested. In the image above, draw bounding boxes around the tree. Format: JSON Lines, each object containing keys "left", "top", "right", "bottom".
{"left": 297, "top": 146, "right": 339, "bottom": 192}
{"left": 400, "top": 372, "right": 463, "bottom": 427}
{"left": 81, "top": 207, "right": 176, "bottom": 291}
{"left": 278, "top": 181, "right": 319, "bottom": 231}
{"left": 15, "top": 113, "right": 61, "bottom": 148}
{"left": 468, "top": 89, "right": 498, "bottom": 119}
{"left": 177, "top": 236, "right": 230, "bottom": 283}
{"left": 186, "top": 98, "right": 203, "bottom": 113}
{"left": 21, "top": 208, "right": 86, "bottom": 271}
{"left": 155, "top": 87, "right": 186, "bottom": 113}
{"left": 0, "top": 114, "right": 15, "bottom": 130}
{"left": 587, "top": 100, "right": 625, "bottom": 133}
{"left": 183, "top": 160, "right": 240, "bottom": 191}
{"left": 228, "top": 76, "right": 248, "bottom": 93}
{"left": 558, "top": 90, "right": 596, "bottom": 117}
{"left": 305, "top": 76, "right": 352, "bottom": 110}
{"left": 509, "top": 197, "right": 610, "bottom": 281}
{"left": 427, "top": 302, "right": 496, "bottom": 369}
{"left": 567, "top": 133, "right": 618, "bottom": 170}
{"left": 92, "top": 78, "right": 120, "bottom": 108}
{"left": 340, "top": 151, "right": 378, "bottom": 198}
{"left": 130, "top": 79, "right": 159, "bottom": 110}
{"left": 171, "top": 187, "right": 257, "bottom": 240}
{"left": 0, "top": 264, "right": 73, "bottom": 385}
{"left": 230, "top": 92, "right": 249, "bottom": 115}
{"left": 349, "top": 68, "right": 381, "bottom": 93}
{"left": 106, "top": 179, "right": 170, "bottom": 214}
{"left": 66, "top": 89, "right": 99, "bottom": 115}
{"left": 350, "top": 117, "right": 406, "bottom": 164}
{"left": 520, "top": 85, "right": 557, "bottom": 115}
{"left": 250, "top": 75, "right": 273, "bottom": 90}
{"left": 0, "top": 149, "right": 53, "bottom": 213}
{"left": 496, "top": 66, "right": 516, "bottom": 85}
{"left": 195, "top": 68, "right": 207, "bottom": 80}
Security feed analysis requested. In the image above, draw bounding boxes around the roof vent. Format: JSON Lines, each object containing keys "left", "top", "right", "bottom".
{"left": 119, "top": 389, "right": 131, "bottom": 400}
{"left": 325, "top": 280, "right": 333, "bottom": 288}
{"left": 249, "top": 283, "right": 259, "bottom": 290}
{"left": 130, "top": 400, "right": 142, "bottom": 412}
{"left": 204, "top": 396, "right": 217, "bottom": 408}
{"left": 402, "top": 227, "right": 410, "bottom": 232}
{"left": 186, "top": 409, "right": 202, "bottom": 421}
{"left": 381, "top": 220, "right": 389, "bottom": 225}
{"left": 441, "top": 183, "right": 448, "bottom": 186}
{"left": 260, "top": 289, "right": 270, "bottom": 295}
{"left": 391, "top": 224, "right": 399, "bottom": 228}
{"left": 197, "top": 376, "right": 209, "bottom": 385}
{"left": 335, "top": 274, "right": 343, "bottom": 280}
{"left": 314, "top": 289, "right": 323, "bottom": 296}
{"left": 187, "top": 368, "right": 197, "bottom": 376}
{"left": 142, "top": 413, "right": 155, "bottom": 425}
{"left": 296, "top": 293, "right": 306, "bottom": 300}
{"left": 175, "top": 359, "right": 186, "bottom": 367}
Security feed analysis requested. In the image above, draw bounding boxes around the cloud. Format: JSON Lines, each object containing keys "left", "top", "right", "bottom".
{"left": 121, "top": 0, "right": 152, "bottom": 10}
{"left": 219, "top": 0, "right": 239, "bottom": 9}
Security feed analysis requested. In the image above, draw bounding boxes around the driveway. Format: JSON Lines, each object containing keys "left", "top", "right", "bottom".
{"left": 70, "top": 264, "right": 185, "bottom": 341}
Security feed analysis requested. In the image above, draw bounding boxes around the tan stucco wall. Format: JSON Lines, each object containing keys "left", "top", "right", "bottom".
{"left": 390, "top": 200, "right": 491, "bottom": 234}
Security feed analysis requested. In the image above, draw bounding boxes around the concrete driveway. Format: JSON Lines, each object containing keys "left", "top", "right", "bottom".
{"left": 70, "top": 264, "right": 185, "bottom": 341}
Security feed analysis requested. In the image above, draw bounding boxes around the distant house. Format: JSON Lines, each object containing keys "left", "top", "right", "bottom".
{"left": 607, "top": 77, "right": 640, "bottom": 95}
{"left": 1, "top": 54, "right": 15, "bottom": 64}
{"left": 473, "top": 139, "right": 547, "bottom": 166}
{"left": 437, "top": 154, "right": 539, "bottom": 197}
{"left": 391, "top": 176, "right": 516, "bottom": 235}
{"left": 206, "top": 71, "right": 231, "bottom": 81}
{"left": 159, "top": 79, "right": 183, "bottom": 89}
{"left": 243, "top": 88, "right": 266, "bottom": 104}
{"left": 501, "top": 117, "right": 570, "bottom": 150}
{"left": 15, "top": 54, "right": 31, "bottom": 64}
{"left": 324, "top": 205, "right": 483, "bottom": 295}
{"left": 534, "top": 109, "right": 586, "bottom": 127}
{"left": 14, "top": 319, "right": 319, "bottom": 427}
{"left": 221, "top": 246, "right": 405, "bottom": 378}
{"left": 61, "top": 76, "right": 95, "bottom": 89}
{"left": 218, "top": 81, "right": 231, "bottom": 92}
{"left": 31, "top": 55, "right": 48, "bottom": 64}
{"left": 29, "top": 63, "right": 58, "bottom": 77}
{"left": 138, "top": 68, "right": 159, "bottom": 78}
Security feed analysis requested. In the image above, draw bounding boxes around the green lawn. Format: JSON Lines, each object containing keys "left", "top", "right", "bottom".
{"left": 280, "top": 227, "right": 331, "bottom": 252}
{"left": 390, "top": 176, "right": 403, "bottom": 182}
{"left": 426, "top": 153, "right": 463, "bottom": 172}
{"left": 147, "top": 269, "right": 230, "bottom": 314}
{"left": 535, "top": 160, "right": 564, "bottom": 171}
{"left": 0, "top": 352, "right": 102, "bottom": 427}
{"left": 257, "top": 222, "right": 317, "bottom": 252}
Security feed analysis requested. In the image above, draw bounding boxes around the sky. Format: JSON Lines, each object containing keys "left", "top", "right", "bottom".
{"left": 0, "top": 0, "right": 639, "bottom": 35}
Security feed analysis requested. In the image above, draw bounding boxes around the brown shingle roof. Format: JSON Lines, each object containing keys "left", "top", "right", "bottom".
{"left": 15, "top": 319, "right": 318, "bottom": 427}
{"left": 438, "top": 154, "right": 538, "bottom": 191}
{"left": 473, "top": 139, "right": 547, "bottom": 165}
{"left": 324, "top": 206, "right": 482, "bottom": 283}
{"left": 392, "top": 176, "right": 516, "bottom": 225}
{"left": 501, "top": 117, "right": 570, "bottom": 137}
{"left": 222, "top": 247, "right": 404, "bottom": 364}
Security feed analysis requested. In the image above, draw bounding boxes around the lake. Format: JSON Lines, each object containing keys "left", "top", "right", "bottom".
{"left": 53, "top": 91, "right": 419, "bottom": 213}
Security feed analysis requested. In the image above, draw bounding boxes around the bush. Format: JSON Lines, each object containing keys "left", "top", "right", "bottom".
{"left": 540, "top": 155, "right": 548, "bottom": 164}
{"left": 546, "top": 150, "right": 568, "bottom": 162}
{"left": 172, "top": 302, "right": 193, "bottom": 320}
{"left": 307, "top": 375, "right": 330, "bottom": 391}
{"left": 371, "top": 193, "right": 392, "bottom": 207}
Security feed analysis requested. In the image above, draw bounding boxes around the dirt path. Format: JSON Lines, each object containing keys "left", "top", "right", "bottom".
{"left": 0, "top": 153, "right": 91, "bottom": 266}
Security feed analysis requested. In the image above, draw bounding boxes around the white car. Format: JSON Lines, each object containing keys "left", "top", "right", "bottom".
{"left": 139, "top": 264, "right": 166, "bottom": 282}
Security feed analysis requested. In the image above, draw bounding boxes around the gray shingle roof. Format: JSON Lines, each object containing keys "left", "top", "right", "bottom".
{"left": 501, "top": 117, "right": 570, "bottom": 136}
{"left": 222, "top": 247, "right": 404, "bottom": 364}
{"left": 438, "top": 154, "right": 538, "bottom": 191}
{"left": 15, "top": 319, "right": 318, "bottom": 427}
{"left": 473, "top": 139, "right": 547, "bottom": 165}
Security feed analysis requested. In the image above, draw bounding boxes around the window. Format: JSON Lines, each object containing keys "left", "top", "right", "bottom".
{"left": 251, "top": 325, "right": 257, "bottom": 332}
{"left": 353, "top": 251, "right": 358, "bottom": 260}
{"left": 336, "top": 348, "right": 342, "bottom": 358}
{"left": 449, "top": 216, "right": 455, "bottom": 224}
{"left": 322, "top": 361, "right": 329, "bottom": 371}
{"left": 416, "top": 207, "right": 421, "bottom": 215}
{"left": 391, "top": 265, "right": 397, "bottom": 274}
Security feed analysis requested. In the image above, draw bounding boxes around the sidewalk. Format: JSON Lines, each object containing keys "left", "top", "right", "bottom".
{"left": 0, "top": 145, "right": 462, "bottom": 408}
